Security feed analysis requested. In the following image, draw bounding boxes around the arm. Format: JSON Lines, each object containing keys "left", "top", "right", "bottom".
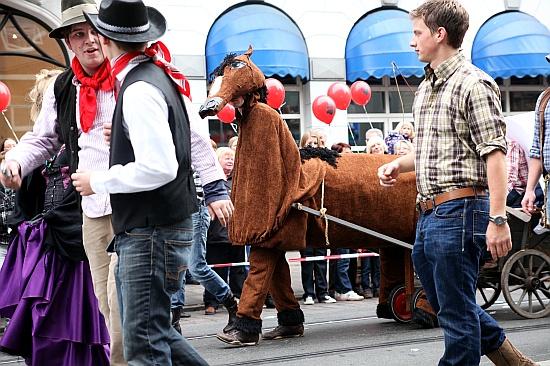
{"left": 522, "top": 158, "right": 543, "bottom": 213}
{"left": 84, "top": 81, "right": 178, "bottom": 195}
{"left": 1, "top": 81, "right": 62, "bottom": 189}
{"left": 377, "top": 151, "right": 415, "bottom": 186}
{"left": 485, "top": 150, "right": 512, "bottom": 260}
{"left": 184, "top": 96, "right": 233, "bottom": 226}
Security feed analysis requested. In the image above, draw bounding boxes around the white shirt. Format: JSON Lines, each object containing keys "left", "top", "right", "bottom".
{"left": 90, "top": 56, "right": 224, "bottom": 195}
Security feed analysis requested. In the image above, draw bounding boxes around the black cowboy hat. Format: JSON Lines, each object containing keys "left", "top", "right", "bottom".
{"left": 84, "top": 0, "right": 166, "bottom": 43}
{"left": 49, "top": 0, "right": 98, "bottom": 39}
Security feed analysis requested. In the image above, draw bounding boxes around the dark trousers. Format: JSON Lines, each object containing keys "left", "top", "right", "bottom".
{"left": 299, "top": 247, "right": 329, "bottom": 300}
{"left": 204, "top": 242, "right": 246, "bottom": 307}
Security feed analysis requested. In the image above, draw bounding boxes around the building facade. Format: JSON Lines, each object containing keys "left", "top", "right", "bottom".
{"left": 2, "top": 0, "right": 550, "bottom": 148}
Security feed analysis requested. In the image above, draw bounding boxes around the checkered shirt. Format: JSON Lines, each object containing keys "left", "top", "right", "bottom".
{"left": 529, "top": 91, "right": 550, "bottom": 173}
{"left": 413, "top": 52, "right": 507, "bottom": 198}
{"left": 506, "top": 139, "right": 528, "bottom": 195}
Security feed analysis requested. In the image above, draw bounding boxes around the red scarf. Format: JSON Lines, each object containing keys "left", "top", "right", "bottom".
{"left": 71, "top": 58, "right": 114, "bottom": 133}
{"left": 110, "top": 41, "right": 191, "bottom": 100}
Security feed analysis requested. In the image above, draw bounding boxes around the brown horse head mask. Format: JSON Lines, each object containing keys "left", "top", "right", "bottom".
{"left": 199, "top": 46, "right": 265, "bottom": 119}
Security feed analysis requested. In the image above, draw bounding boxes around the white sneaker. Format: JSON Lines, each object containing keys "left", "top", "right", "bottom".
{"left": 335, "top": 291, "right": 364, "bottom": 301}
{"left": 319, "top": 295, "right": 336, "bottom": 304}
{"left": 303, "top": 296, "right": 315, "bottom": 305}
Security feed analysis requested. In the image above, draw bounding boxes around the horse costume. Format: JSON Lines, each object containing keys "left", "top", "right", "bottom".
{"left": 199, "top": 47, "right": 434, "bottom": 346}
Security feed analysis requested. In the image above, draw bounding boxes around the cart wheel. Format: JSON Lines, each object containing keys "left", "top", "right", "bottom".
{"left": 389, "top": 285, "right": 412, "bottom": 323}
{"left": 501, "top": 249, "right": 550, "bottom": 319}
{"left": 476, "top": 275, "right": 501, "bottom": 310}
{"left": 411, "top": 287, "right": 438, "bottom": 328}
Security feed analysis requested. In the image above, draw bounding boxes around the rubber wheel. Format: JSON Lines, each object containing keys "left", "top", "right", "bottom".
{"left": 476, "top": 273, "right": 501, "bottom": 310}
{"left": 389, "top": 285, "right": 412, "bottom": 323}
{"left": 501, "top": 249, "right": 550, "bottom": 319}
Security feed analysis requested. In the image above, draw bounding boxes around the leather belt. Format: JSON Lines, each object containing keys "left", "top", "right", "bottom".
{"left": 417, "top": 187, "right": 488, "bottom": 213}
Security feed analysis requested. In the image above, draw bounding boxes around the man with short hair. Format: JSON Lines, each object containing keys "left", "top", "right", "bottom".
{"left": 74, "top": 0, "right": 232, "bottom": 364}
{"left": 378, "top": 1, "right": 536, "bottom": 364}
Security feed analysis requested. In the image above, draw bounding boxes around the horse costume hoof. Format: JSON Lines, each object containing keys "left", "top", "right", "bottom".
{"left": 216, "top": 329, "right": 259, "bottom": 347}
{"left": 262, "top": 324, "right": 304, "bottom": 340}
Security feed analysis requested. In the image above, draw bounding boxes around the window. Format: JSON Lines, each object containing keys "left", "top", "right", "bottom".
{"left": 389, "top": 91, "right": 415, "bottom": 113}
{"left": 348, "top": 121, "right": 385, "bottom": 146}
{"left": 280, "top": 90, "right": 300, "bottom": 114}
{"left": 347, "top": 91, "right": 385, "bottom": 114}
{"left": 0, "top": 6, "right": 69, "bottom": 136}
{"left": 208, "top": 119, "right": 237, "bottom": 146}
{"left": 510, "top": 91, "right": 540, "bottom": 112}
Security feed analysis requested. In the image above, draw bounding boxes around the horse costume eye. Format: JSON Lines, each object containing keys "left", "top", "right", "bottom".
{"left": 230, "top": 60, "right": 246, "bottom": 69}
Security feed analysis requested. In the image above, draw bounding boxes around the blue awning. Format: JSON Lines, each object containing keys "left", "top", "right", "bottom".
{"left": 205, "top": 3, "right": 309, "bottom": 80}
{"left": 472, "top": 11, "right": 550, "bottom": 78}
{"left": 345, "top": 8, "right": 424, "bottom": 81}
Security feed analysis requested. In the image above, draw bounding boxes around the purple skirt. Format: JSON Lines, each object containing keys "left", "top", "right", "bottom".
{"left": 0, "top": 220, "right": 110, "bottom": 366}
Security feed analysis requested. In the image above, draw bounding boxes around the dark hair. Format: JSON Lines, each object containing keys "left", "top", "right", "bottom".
{"left": 410, "top": 0, "right": 469, "bottom": 49}
{"left": 330, "top": 142, "right": 351, "bottom": 153}
{"left": 114, "top": 40, "right": 148, "bottom": 53}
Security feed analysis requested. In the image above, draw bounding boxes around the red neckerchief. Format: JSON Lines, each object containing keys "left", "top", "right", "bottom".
{"left": 71, "top": 58, "right": 114, "bottom": 133}
{"left": 110, "top": 41, "right": 191, "bottom": 101}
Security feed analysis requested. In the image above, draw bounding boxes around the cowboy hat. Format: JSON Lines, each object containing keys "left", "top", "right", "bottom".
{"left": 84, "top": 0, "right": 166, "bottom": 43}
{"left": 49, "top": 0, "right": 98, "bottom": 39}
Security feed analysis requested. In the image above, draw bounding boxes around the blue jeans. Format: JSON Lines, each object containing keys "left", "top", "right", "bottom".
{"left": 114, "top": 218, "right": 208, "bottom": 366}
{"left": 189, "top": 204, "right": 231, "bottom": 302}
{"left": 333, "top": 248, "right": 353, "bottom": 293}
{"left": 361, "top": 257, "right": 380, "bottom": 290}
{"left": 300, "top": 247, "right": 329, "bottom": 300}
{"left": 413, "top": 197, "right": 505, "bottom": 366}
{"left": 171, "top": 279, "right": 185, "bottom": 310}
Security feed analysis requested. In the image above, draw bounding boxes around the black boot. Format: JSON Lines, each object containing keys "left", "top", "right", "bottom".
{"left": 262, "top": 308, "right": 305, "bottom": 340}
{"left": 171, "top": 307, "right": 182, "bottom": 335}
{"left": 216, "top": 316, "right": 261, "bottom": 347}
{"left": 222, "top": 292, "right": 238, "bottom": 333}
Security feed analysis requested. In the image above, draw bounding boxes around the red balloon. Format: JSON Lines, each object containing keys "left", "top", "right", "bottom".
{"left": 217, "top": 103, "right": 235, "bottom": 124}
{"left": 350, "top": 81, "right": 372, "bottom": 106}
{"left": 265, "top": 78, "right": 285, "bottom": 109}
{"left": 312, "top": 95, "right": 336, "bottom": 125}
{"left": 0, "top": 81, "right": 11, "bottom": 112}
{"left": 327, "top": 82, "right": 351, "bottom": 110}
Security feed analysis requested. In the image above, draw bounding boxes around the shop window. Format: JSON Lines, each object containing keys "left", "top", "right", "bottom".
{"left": 347, "top": 91, "right": 385, "bottom": 114}
{"left": 280, "top": 91, "right": 300, "bottom": 114}
{"left": 389, "top": 91, "right": 415, "bottom": 113}
{"left": 348, "top": 121, "right": 385, "bottom": 147}
{"left": 284, "top": 118, "right": 301, "bottom": 143}
{"left": 0, "top": 6, "right": 69, "bottom": 136}
{"left": 389, "top": 75, "right": 423, "bottom": 86}
{"left": 510, "top": 91, "right": 540, "bottom": 112}
{"left": 510, "top": 76, "right": 544, "bottom": 86}
{"left": 208, "top": 119, "right": 237, "bottom": 146}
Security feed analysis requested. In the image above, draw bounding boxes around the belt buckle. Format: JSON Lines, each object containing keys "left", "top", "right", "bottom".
{"left": 418, "top": 198, "right": 434, "bottom": 213}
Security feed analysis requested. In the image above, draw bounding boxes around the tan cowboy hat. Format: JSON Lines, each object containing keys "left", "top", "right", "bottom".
{"left": 49, "top": 0, "right": 98, "bottom": 39}
{"left": 84, "top": 0, "right": 166, "bottom": 44}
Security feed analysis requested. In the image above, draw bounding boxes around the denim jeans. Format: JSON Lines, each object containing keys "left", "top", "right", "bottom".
{"left": 333, "top": 248, "right": 353, "bottom": 293}
{"left": 413, "top": 197, "right": 505, "bottom": 366}
{"left": 189, "top": 203, "right": 231, "bottom": 303}
{"left": 171, "top": 278, "right": 186, "bottom": 310}
{"left": 300, "top": 247, "right": 329, "bottom": 300}
{"left": 114, "top": 218, "right": 208, "bottom": 366}
{"left": 361, "top": 257, "right": 380, "bottom": 290}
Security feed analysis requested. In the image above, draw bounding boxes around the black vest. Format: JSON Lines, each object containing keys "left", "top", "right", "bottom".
{"left": 53, "top": 69, "right": 80, "bottom": 175}
{"left": 110, "top": 62, "right": 197, "bottom": 234}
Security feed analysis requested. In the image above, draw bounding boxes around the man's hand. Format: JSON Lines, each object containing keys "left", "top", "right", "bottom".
{"left": 207, "top": 199, "right": 234, "bottom": 227}
{"left": 378, "top": 161, "right": 400, "bottom": 187}
{"left": 521, "top": 189, "right": 538, "bottom": 213}
{"left": 71, "top": 170, "right": 95, "bottom": 196}
{"left": 103, "top": 122, "right": 111, "bottom": 145}
{"left": 486, "top": 222, "right": 512, "bottom": 261}
{"left": 0, "top": 160, "right": 22, "bottom": 190}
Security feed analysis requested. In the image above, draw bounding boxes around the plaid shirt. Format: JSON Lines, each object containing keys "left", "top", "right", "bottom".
{"left": 506, "top": 139, "right": 528, "bottom": 195}
{"left": 529, "top": 91, "right": 550, "bottom": 173}
{"left": 413, "top": 52, "right": 507, "bottom": 198}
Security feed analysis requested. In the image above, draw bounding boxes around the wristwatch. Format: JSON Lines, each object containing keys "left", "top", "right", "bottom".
{"left": 489, "top": 215, "right": 508, "bottom": 226}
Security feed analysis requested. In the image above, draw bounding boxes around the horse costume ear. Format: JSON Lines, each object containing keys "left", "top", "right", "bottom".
{"left": 245, "top": 45, "right": 254, "bottom": 57}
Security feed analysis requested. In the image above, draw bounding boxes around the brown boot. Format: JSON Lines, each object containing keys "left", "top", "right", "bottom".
{"left": 262, "top": 324, "right": 304, "bottom": 340}
{"left": 486, "top": 338, "right": 538, "bottom": 365}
